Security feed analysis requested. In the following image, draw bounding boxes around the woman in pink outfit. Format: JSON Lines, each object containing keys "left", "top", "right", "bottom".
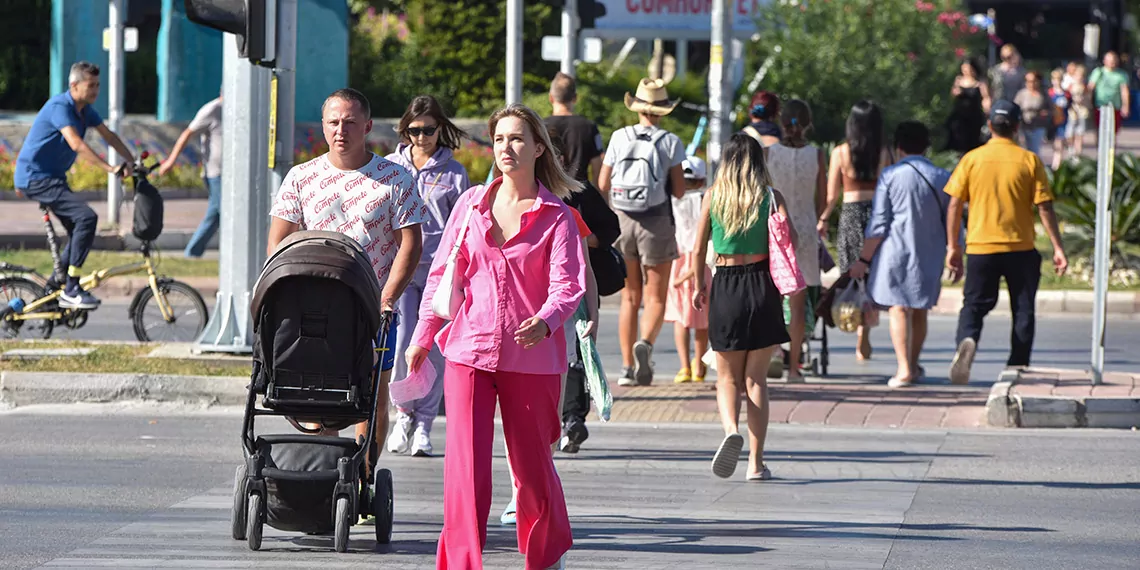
{"left": 406, "top": 103, "right": 585, "bottom": 570}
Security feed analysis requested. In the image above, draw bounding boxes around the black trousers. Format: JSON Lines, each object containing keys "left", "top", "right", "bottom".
{"left": 955, "top": 249, "right": 1042, "bottom": 367}
{"left": 562, "top": 343, "right": 589, "bottom": 426}
{"left": 21, "top": 177, "right": 98, "bottom": 272}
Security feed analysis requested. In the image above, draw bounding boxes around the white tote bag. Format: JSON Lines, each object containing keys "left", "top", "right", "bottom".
{"left": 431, "top": 206, "right": 475, "bottom": 320}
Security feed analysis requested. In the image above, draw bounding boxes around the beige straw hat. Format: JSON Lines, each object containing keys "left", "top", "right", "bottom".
{"left": 623, "top": 78, "right": 679, "bottom": 116}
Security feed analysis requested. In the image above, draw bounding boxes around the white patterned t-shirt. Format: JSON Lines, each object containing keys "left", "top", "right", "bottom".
{"left": 270, "top": 153, "right": 429, "bottom": 291}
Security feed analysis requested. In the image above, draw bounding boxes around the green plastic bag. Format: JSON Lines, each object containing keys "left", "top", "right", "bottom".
{"left": 573, "top": 301, "right": 612, "bottom": 422}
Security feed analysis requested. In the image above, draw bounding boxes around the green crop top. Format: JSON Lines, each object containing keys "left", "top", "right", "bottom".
{"left": 711, "top": 191, "right": 769, "bottom": 256}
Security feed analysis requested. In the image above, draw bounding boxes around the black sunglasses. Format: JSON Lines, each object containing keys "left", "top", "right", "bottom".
{"left": 407, "top": 125, "right": 439, "bottom": 137}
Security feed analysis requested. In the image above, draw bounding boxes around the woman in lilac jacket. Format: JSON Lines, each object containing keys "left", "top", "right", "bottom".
{"left": 385, "top": 95, "right": 471, "bottom": 458}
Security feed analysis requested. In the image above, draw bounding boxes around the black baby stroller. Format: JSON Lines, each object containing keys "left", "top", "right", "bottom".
{"left": 233, "top": 230, "right": 394, "bottom": 553}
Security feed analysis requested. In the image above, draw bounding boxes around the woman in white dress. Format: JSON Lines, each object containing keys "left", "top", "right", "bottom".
{"left": 763, "top": 99, "right": 825, "bottom": 382}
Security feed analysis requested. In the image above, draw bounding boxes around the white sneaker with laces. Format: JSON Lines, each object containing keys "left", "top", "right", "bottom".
{"left": 411, "top": 424, "right": 433, "bottom": 457}
{"left": 386, "top": 412, "right": 414, "bottom": 454}
{"left": 59, "top": 288, "right": 100, "bottom": 310}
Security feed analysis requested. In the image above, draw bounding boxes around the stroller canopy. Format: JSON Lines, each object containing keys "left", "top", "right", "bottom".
{"left": 251, "top": 231, "right": 384, "bottom": 333}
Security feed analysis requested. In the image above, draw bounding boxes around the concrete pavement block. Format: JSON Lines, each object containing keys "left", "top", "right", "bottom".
{"left": 1, "top": 348, "right": 94, "bottom": 360}
{"left": 0, "top": 371, "right": 247, "bottom": 407}
{"left": 986, "top": 381, "right": 1018, "bottom": 427}
{"left": 1015, "top": 395, "right": 1082, "bottom": 428}
{"left": 1084, "top": 398, "right": 1140, "bottom": 429}
{"left": 998, "top": 368, "right": 1022, "bottom": 384}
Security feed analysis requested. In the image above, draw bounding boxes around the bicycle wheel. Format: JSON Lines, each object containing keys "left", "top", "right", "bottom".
{"left": 0, "top": 277, "right": 54, "bottom": 339}
{"left": 130, "top": 280, "right": 208, "bottom": 342}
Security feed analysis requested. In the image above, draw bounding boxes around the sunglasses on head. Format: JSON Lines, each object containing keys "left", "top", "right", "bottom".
{"left": 407, "top": 125, "right": 439, "bottom": 137}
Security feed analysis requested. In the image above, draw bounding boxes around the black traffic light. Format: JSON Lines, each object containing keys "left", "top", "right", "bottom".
{"left": 184, "top": 0, "right": 276, "bottom": 66}
{"left": 578, "top": 0, "right": 606, "bottom": 30}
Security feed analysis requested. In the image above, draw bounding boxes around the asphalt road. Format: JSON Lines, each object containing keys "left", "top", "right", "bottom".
{"left": 0, "top": 406, "right": 1137, "bottom": 569}
{"left": 34, "top": 301, "right": 1140, "bottom": 384}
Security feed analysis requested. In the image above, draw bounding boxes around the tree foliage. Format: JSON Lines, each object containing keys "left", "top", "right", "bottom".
{"left": 746, "top": 0, "right": 986, "bottom": 144}
{"left": 0, "top": 0, "right": 51, "bottom": 110}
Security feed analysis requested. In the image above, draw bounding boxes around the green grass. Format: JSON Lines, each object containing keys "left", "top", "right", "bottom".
{"left": 0, "top": 249, "right": 219, "bottom": 278}
{"left": 0, "top": 340, "right": 251, "bottom": 376}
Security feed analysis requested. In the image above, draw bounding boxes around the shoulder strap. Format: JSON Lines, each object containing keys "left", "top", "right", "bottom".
{"left": 448, "top": 206, "right": 476, "bottom": 262}
{"left": 904, "top": 162, "right": 946, "bottom": 229}
{"left": 743, "top": 125, "right": 762, "bottom": 142}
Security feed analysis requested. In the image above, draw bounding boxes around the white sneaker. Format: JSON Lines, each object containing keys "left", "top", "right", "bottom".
{"left": 386, "top": 412, "right": 414, "bottom": 454}
{"left": 411, "top": 424, "right": 433, "bottom": 457}
{"left": 59, "top": 288, "right": 100, "bottom": 310}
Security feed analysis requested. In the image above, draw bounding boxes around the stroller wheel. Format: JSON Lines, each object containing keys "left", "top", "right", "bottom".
{"left": 231, "top": 464, "right": 248, "bottom": 541}
{"left": 246, "top": 493, "right": 263, "bottom": 551}
{"left": 373, "top": 469, "right": 394, "bottom": 544}
{"left": 334, "top": 496, "right": 351, "bottom": 553}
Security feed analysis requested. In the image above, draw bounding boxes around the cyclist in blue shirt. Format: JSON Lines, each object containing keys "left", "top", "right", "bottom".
{"left": 15, "top": 61, "right": 136, "bottom": 309}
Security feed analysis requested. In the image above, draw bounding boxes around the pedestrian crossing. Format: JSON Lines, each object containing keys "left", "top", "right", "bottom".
{"left": 38, "top": 487, "right": 446, "bottom": 569}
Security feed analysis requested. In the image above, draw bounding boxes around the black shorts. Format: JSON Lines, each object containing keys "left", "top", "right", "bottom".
{"left": 709, "top": 261, "right": 790, "bottom": 352}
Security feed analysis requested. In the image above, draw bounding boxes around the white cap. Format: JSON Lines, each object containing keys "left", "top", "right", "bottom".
{"left": 682, "top": 156, "right": 707, "bottom": 180}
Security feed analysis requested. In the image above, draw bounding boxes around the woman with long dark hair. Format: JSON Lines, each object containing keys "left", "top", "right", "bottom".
{"left": 819, "top": 100, "right": 894, "bottom": 360}
{"left": 946, "top": 58, "right": 991, "bottom": 153}
{"left": 385, "top": 95, "right": 470, "bottom": 458}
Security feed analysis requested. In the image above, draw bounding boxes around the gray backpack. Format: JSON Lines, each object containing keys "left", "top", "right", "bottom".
{"left": 609, "top": 126, "right": 670, "bottom": 213}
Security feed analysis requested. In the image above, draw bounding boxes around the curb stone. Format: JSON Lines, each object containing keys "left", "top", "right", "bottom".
{"left": 985, "top": 380, "right": 1018, "bottom": 427}
{"left": 986, "top": 368, "right": 1140, "bottom": 429}
{"left": 0, "top": 371, "right": 247, "bottom": 407}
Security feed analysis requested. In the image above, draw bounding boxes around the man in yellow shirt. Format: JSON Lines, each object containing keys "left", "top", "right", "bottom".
{"left": 943, "top": 99, "right": 1068, "bottom": 384}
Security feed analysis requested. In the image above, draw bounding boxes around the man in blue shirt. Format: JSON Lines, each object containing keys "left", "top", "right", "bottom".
{"left": 15, "top": 61, "right": 136, "bottom": 309}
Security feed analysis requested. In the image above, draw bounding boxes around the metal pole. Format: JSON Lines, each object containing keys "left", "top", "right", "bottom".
{"left": 561, "top": 0, "right": 578, "bottom": 77}
{"left": 1091, "top": 104, "right": 1115, "bottom": 385}
{"left": 707, "top": 0, "right": 734, "bottom": 176}
{"left": 676, "top": 39, "right": 688, "bottom": 79}
{"left": 194, "top": 35, "right": 273, "bottom": 354}
{"left": 506, "top": 0, "right": 522, "bottom": 105}
{"left": 606, "top": 38, "right": 637, "bottom": 79}
{"left": 986, "top": 9, "right": 996, "bottom": 70}
{"left": 106, "top": 0, "right": 126, "bottom": 227}
{"left": 270, "top": 0, "right": 297, "bottom": 195}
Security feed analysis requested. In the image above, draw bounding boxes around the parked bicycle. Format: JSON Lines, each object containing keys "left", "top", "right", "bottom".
{"left": 0, "top": 152, "right": 209, "bottom": 342}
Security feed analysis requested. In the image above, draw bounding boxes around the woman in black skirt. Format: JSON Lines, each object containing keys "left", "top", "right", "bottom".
{"left": 818, "top": 100, "right": 893, "bottom": 360}
{"left": 690, "top": 134, "right": 795, "bottom": 481}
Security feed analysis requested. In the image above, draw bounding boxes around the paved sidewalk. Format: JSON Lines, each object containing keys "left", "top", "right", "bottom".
{"left": 598, "top": 380, "right": 988, "bottom": 429}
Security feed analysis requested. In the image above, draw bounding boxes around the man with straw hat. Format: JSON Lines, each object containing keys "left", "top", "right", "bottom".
{"left": 599, "top": 78, "right": 687, "bottom": 387}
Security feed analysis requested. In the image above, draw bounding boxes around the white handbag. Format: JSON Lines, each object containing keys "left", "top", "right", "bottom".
{"left": 431, "top": 206, "right": 475, "bottom": 320}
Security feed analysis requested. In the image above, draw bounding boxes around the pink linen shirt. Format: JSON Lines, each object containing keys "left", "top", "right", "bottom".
{"left": 410, "top": 178, "right": 586, "bottom": 376}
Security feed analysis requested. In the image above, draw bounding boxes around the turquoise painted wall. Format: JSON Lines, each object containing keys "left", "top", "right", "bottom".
{"left": 295, "top": 0, "right": 349, "bottom": 123}
{"left": 157, "top": 0, "right": 223, "bottom": 122}
{"left": 50, "top": 0, "right": 109, "bottom": 119}
{"left": 52, "top": 0, "right": 348, "bottom": 125}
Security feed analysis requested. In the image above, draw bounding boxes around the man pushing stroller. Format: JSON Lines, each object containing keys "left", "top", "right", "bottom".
{"left": 268, "top": 88, "right": 427, "bottom": 467}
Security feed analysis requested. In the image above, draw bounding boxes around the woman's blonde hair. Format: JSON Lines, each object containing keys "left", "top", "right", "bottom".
{"left": 488, "top": 104, "right": 581, "bottom": 199}
{"left": 710, "top": 133, "right": 772, "bottom": 237}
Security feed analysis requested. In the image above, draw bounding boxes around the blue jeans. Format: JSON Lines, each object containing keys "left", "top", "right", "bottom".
{"left": 185, "top": 176, "right": 221, "bottom": 258}
{"left": 392, "top": 278, "right": 446, "bottom": 434}
{"left": 1022, "top": 127, "right": 1047, "bottom": 157}
{"left": 21, "top": 177, "right": 97, "bottom": 272}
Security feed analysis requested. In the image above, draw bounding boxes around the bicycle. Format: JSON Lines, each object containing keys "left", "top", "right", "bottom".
{"left": 0, "top": 152, "right": 209, "bottom": 342}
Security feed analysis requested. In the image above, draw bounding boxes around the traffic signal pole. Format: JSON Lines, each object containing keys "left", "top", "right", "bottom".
{"left": 506, "top": 0, "right": 522, "bottom": 105}
{"left": 106, "top": 0, "right": 125, "bottom": 227}
{"left": 707, "top": 0, "right": 734, "bottom": 176}
{"left": 194, "top": 0, "right": 296, "bottom": 354}
{"left": 561, "top": 0, "right": 578, "bottom": 76}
